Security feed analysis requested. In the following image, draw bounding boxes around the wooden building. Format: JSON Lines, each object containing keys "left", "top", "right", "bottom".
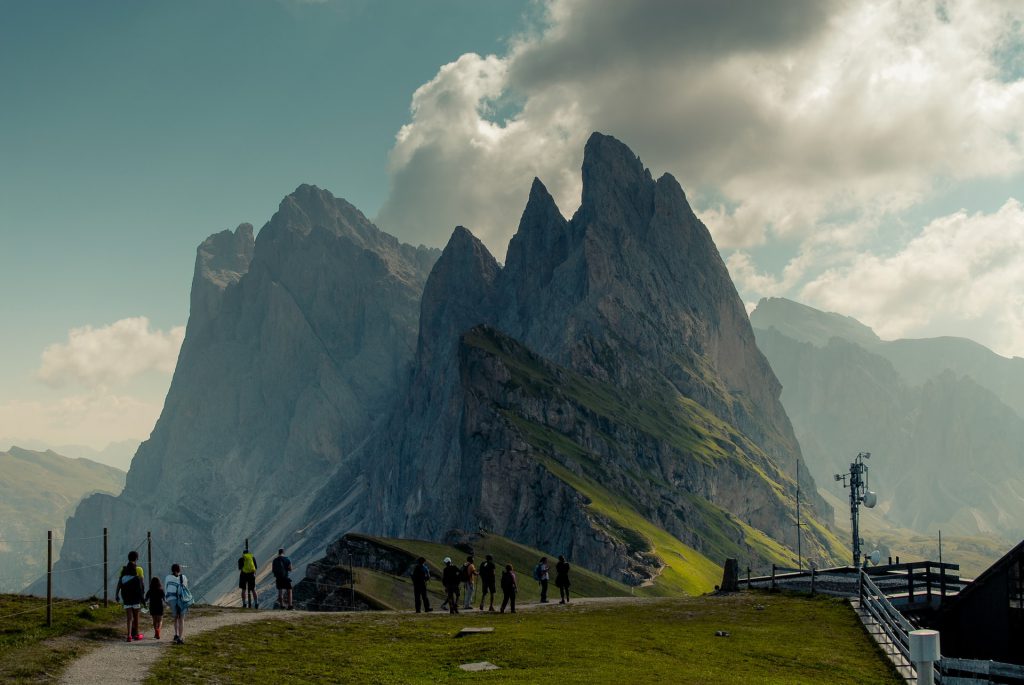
{"left": 932, "top": 538, "right": 1024, "bottom": 665}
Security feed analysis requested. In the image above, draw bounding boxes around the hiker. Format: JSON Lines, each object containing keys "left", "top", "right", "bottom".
{"left": 238, "top": 547, "right": 258, "bottom": 609}
{"left": 145, "top": 575, "right": 165, "bottom": 639}
{"left": 534, "top": 556, "right": 550, "bottom": 603}
{"left": 411, "top": 556, "right": 432, "bottom": 613}
{"left": 114, "top": 551, "right": 146, "bottom": 642}
{"left": 462, "top": 555, "right": 477, "bottom": 610}
{"left": 165, "top": 562, "right": 189, "bottom": 644}
{"left": 555, "top": 555, "right": 571, "bottom": 604}
{"left": 441, "top": 557, "right": 461, "bottom": 614}
{"left": 478, "top": 554, "right": 497, "bottom": 612}
{"left": 272, "top": 548, "right": 293, "bottom": 610}
{"left": 500, "top": 563, "right": 517, "bottom": 613}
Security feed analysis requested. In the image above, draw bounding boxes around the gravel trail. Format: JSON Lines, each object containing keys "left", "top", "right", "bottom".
{"left": 59, "top": 609, "right": 307, "bottom": 685}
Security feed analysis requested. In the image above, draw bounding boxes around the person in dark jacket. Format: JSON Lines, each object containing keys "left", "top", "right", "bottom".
{"left": 478, "top": 554, "right": 497, "bottom": 612}
{"left": 145, "top": 575, "right": 165, "bottom": 639}
{"left": 500, "top": 564, "right": 517, "bottom": 614}
{"left": 555, "top": 555, "right": 571, "bottom": 603}
{"left": 441, "top": 557, "right": 461, "bottom": 614}
{"left": 411, "top": 557, "right": 432, "bottom": 613}
{"left": 115, "top": 551, "right": 146, "bottom": 642}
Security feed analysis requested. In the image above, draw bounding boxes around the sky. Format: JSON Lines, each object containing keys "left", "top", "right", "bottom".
{"left": 3, "top": 0, "right": 1024, "bottom": 455}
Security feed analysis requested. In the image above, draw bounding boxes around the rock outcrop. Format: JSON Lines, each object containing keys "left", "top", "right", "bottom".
{"left": 53, "top": 187, "right": 437, "bottom": 598}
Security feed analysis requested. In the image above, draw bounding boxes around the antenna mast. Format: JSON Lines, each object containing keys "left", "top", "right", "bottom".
{"left": 835, "top": 452, "right": 876, "bottom": 567}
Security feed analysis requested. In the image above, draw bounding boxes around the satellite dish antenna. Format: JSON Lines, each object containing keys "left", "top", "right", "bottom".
{"left": 863, "top": 491, "right": 877, "bottom": 508}
{"left": 870, "top": 550, "right": 881, "bottom": 566}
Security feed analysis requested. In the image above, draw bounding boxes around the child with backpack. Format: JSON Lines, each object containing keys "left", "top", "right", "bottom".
{"left": 165, "top": 563, "right": 192, "bottom": 644}
{"left": 145, "top": 576, "right": 165, "bottom": 639}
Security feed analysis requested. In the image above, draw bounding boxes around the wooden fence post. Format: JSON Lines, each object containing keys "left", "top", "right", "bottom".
{"left": 46, "top": 530, "right": 53, "bottom": 627}
{"left": 103, "top": 527, "right": 108, "bottom": 607}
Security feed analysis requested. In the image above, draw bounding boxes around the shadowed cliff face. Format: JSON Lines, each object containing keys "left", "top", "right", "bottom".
{"left": 54, "top": 186, "right": 438, "bottom": 598}
{"left": 368, "top": 133, "right": 839, "bottom": 584}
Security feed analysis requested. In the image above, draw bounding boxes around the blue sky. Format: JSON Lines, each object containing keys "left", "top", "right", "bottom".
{"left": 4, "top": 0, "right": 1024, "bottom": 455}
{"left": 0, "top": 0, "right": 532, "bottom": 450}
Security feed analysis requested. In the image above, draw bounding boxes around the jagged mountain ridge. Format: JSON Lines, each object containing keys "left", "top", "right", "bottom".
{"left": 51, "top": 186, "right": 438, "bottom": 599}
{"left": 52, "top": 136, "right": 842, "bottom": 599}
{"left": 751, "top": 298, "right": 1024, "bottom": 540}
{"left": 366, "top": 133, "right": 840, "bottom": 585}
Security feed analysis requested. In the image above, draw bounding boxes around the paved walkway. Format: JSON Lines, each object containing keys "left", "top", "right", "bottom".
{"left": 60, "top": 609, "right": 307, "bottom": 685}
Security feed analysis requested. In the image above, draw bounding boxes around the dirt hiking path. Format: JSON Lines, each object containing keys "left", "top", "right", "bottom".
{"left": 59, "top": 609, "right": 307, "bottom": 685}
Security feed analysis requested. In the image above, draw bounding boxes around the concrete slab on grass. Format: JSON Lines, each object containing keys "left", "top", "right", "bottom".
{"left": 460, "top": 662, "right": 500, "bottom": 672}
{"left": 456, "top": 627, "right": 494, "bottom": 637}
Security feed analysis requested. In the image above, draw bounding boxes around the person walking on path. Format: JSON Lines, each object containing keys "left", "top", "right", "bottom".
{"left": 534, "top": 556, "right": 550, "bottom": 603}
{"left": 145, "top": 576, "right": 165, "bottom": 639}
{"left": 411, "top": 557, "right": 432, "bottom": 613}
{"left": 238, "top": 548, "right": 258, "bottom": 609}
{"left": 441, "top": 557, "right": 461, "bottom": 615}
{"left": 165, "top": 563, "right": 189, "bottom": 644}
{"left": 462, "top": 555, "right": 477, "bottom": 610}
{"left": 500, "top": 564, "right": 517, "bottom": 614}
{"left": 478, "top": 554, "right": 497, "bottom": 612}
{"left": 115, "top": 551, "right": 146, "bottom": 642}
{"left": 271, "top": 548, "right": 293, "bottom": 610}
{"left": 555, "top": 555, "right": 571, "bottom": 604}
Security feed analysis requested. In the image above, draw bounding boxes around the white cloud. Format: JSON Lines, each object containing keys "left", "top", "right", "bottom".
{"left": 375, "top": 0, "right": 1024, "bottom": 354}
{"left": 801, "top": 199, "right": 1024, "bottom": 356}
{"left": 0, "top": 390, "right": 162, "bottom": 450}
{"left": 37, "top": 317, "right": 184, "bottom": 388}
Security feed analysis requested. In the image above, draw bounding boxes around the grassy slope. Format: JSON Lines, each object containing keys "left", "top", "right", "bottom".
{"left": 362, "top": 533, "right": 631, "bottom": 600}
{"left": 146, "top": 593, "right": 901, "bottom": 684}
{"left": 464, "top": 328, "right": 843, "bottom": 594}
{"left": 0, "top": 594, "right": 122, "bottom": 682}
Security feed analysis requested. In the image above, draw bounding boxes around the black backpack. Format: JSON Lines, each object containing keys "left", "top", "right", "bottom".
{"left": 460, "top": 563, "right": 470, "bottom": 582}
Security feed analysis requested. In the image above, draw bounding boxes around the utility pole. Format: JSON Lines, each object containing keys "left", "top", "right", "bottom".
{"left": 835, "top": 452, "right": 876, "bottom": 567}
{"left": 795, "top": 460, "right": 805, "bottom": 570}
{"left": 147, "top": 531, "right": 153, "bottom": 581}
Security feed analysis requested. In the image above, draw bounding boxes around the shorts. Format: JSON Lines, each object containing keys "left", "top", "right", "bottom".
{"left": 168, "top": 598, "right": 188, "bottom": 616}
{"left": 122, "top": 603, "right": 141, "bottom": 610}
{"left": 481, "top": 578, "right": 496, "bottom": 594}
{"left": 275, "top": 576, "right": 292, "bottom": 590}
{"left": 239, "top": 572, "right": 256, "bottom": 591}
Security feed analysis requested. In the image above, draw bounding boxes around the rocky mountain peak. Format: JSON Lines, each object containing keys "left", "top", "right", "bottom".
{"left": 502, "top": 178, "right": 573, "bottom": 310}
{"left": 268, "top": 183, "right": 382, "bottom": 249}
{"left": 189, "top": 222, "right": 255, "bottom": 327}
{"left": 418, "top": 226, "right": 499, "bottom": 363}
{"left": 579, "top": 132, "right": 655, "bottom": 228}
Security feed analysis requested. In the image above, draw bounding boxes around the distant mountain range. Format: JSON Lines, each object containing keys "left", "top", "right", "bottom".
{"left": 51, "top": 134, "right": 840, "bottom": 600}
{"left": 0, "top": 439, "right": 140, "bottom": 472}
{"left": 0, "top": 447, "right": 124, "bottom": 592}
{"left": 751, "top": 297, "right": 1024, "bottom": 544}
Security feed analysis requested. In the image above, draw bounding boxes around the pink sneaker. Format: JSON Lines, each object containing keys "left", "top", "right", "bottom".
{"left": 134, "top": 634, "right": 145, "bottom": 641}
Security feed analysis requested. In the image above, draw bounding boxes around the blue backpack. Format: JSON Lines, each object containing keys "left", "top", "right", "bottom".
{"left": 168, "top": 576, "right": 194, "bottom": 610}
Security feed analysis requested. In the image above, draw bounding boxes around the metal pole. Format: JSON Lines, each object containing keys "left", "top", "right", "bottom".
{"left": 147, "top": 531, "right": 152, "bottom": 580}
{"left": 349, "top": 552, "right": 355, "bottom": 608}
{"left": 46, "top": 530, "right": 53, "bottom": 627}
{"left": 245, "top": 537, "right": 249, "bottom": 553}
{"left": 796, "top": 460, "right": 803, "bottom": 570}
{"left": 103, "top": 527, "right": 108, "bottom": 607}
{"left": 850, "top": 460, "right": 861, "bottom": 567}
